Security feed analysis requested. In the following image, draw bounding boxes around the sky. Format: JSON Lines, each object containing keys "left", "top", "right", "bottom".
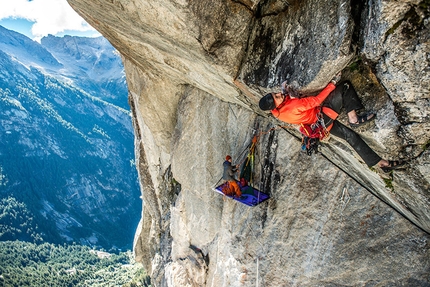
{"left": 0, "top": 0, "right": 101, "bottom": 42}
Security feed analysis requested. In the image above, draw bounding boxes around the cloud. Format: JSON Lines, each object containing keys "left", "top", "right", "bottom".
{"left": 0, "top": 0, "right": 97, "bottom": 40}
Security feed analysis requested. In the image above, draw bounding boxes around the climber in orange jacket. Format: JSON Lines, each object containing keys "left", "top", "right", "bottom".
{"left": 258, "top": 74, "right": 404, "bottom": 173}
{"left": 271, "top": 80, "right": 337, "bottom": 125}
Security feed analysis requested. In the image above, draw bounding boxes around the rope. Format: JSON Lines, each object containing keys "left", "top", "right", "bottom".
{"left": 212, "top": 119, "right": 347, "bottom": 285}
{"left": 234, "top": 140, "right": 253, "bottom": 167}
{"left": 256, "top": 257, "right": 259, "bottom": 287}
{"left": 212, "top": 176, "right": 224, "bottom": 189}
{"left": 234, "top": 124, "right": 292, "bottom": 177}
{"left": 210, "top": 123, "right": 298, "bottom": 284}
{"left": 237, "top": 202, "right": 266, "bottom": 286}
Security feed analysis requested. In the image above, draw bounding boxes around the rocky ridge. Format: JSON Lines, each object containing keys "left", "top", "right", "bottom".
{"left": 68, "top": 0, "right": 429, "bottom": 286}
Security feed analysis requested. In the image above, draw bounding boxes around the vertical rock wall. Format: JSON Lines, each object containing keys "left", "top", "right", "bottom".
{"left": 68, "top": 0, "right": 430, "bottom": 286}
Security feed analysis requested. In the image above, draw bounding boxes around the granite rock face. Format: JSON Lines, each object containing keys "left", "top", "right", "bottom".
{"left": 68, "top": 0, "right": 430, "bottom": 286}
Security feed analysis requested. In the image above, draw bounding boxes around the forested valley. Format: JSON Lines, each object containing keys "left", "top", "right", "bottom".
{"left": 0, "top": 240, "right": 151, "bottom": 287}
{"left": 0, "top": 197, "right": 151, "bottom": 286}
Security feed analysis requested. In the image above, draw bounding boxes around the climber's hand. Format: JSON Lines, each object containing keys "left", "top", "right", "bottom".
{"left": 331, "top": 72, "right": 342, "bottom": 85}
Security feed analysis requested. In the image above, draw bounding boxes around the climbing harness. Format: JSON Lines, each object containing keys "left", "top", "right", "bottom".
{"left": 299, "top": 106, "right": 338, "bottom": 156}
{"left": 299, "top": 107, "right": 331, "bottom": 140}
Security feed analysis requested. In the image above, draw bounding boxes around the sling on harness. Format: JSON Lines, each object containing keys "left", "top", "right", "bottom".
{"left": 299, "top": 107, "right": 338, "bottom": 156}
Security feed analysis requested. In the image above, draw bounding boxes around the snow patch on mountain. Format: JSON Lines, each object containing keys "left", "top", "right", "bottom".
{"left": 0, "top": 26, "right": 62, "bottom": 69}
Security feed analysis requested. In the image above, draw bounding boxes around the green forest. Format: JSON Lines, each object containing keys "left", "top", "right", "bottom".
{"left": 0, "top": 197, "right": 43, "bottom": 243}
{"left": 0, "top": 196, "right": 151, "bottom": 286}
{"left": 0, "top": 241, "right": 151, "bottom": 287}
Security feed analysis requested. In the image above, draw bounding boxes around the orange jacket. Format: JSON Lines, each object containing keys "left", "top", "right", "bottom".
{"left": 271, "top": 82, "right": 336, "bottom": 125}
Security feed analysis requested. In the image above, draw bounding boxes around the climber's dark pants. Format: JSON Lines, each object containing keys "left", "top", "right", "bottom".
{"left": 322, "top": 81, "right": 381, "bottom": 167}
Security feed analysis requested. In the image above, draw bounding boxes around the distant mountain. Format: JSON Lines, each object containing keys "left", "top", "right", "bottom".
{"left": 40, "top": 35, "right": 128, "bottom": 109}
{"left": 0, "top": 26, "right": 61, "bottom": 68}
{"left": 0, "top": 25, "right": 140, "bottom": 250}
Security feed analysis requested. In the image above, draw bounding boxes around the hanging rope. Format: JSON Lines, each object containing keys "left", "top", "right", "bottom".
{"left": 210, "top": 123, "right": 300, "bottom": 285}
{"left": 256, "top": 257, "right": 259, "bottom": 287}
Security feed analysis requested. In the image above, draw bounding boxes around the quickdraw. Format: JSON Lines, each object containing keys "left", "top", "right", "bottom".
{"left": 299, "top": 107, "right": 331, "bottom": 156}
{"left": 299, "top": 108, "right": 330, "bottom": 141}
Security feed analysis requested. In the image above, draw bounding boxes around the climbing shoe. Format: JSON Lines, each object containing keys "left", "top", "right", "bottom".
{"left": 349, "top": 113, "right": 376, "bottom": 128}
{"left": 381, "top": 160, "right": 405, "bottom": 173}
